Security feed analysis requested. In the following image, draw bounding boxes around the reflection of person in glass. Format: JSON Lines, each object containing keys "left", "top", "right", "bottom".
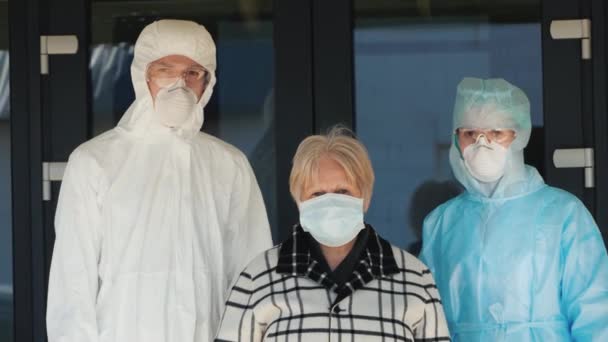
{"left": 46, "top": 20, "right": 272, "bottom": 342}
{"left": 420, "top": 78, "right": 608, "bottom": 341}
{"left": 215, "top": 127, "right": 450, "bottom": 341}
{"left": 407, "top": 180, "right": 461, "bottom": 256}
{"left": 249, "top": 89, "right": 278, "bottom": 234}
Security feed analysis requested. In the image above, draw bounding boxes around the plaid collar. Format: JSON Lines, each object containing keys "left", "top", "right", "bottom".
{"left": 277, "top": 224, "right": 399, "bottom": 301}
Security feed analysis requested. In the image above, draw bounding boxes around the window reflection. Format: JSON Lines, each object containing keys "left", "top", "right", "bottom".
{"left": 355, "top": 6, "right": 543, "bottom": 249}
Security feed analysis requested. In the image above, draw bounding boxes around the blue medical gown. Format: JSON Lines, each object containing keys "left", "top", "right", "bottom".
{"left": 420, "top": 169, "right": 608, "bottom": 341}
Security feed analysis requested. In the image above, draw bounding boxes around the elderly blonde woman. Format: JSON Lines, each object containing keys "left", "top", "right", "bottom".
{"left": 215, "top": 128, "right": 450, "bottom": 341}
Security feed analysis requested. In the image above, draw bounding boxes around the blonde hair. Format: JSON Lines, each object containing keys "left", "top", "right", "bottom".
{"left": 289, "top": 126, "right": 375, "bottom": 208}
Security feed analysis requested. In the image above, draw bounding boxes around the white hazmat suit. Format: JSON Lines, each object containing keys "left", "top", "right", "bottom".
{"left": 46, "top": 20, "right": 272, "bottom": 342}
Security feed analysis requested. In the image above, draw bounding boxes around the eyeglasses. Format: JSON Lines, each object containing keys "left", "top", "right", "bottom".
{"left": 455, "top": 128, "right": 516, "bottom": 145}
{"left": 146, "top": 63, "right": 210, "bottom": 88}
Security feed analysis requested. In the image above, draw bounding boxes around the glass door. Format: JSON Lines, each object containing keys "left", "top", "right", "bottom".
{"left": 0, "top": 0, "right": 12, "bottom": 340}
{"left": 302, "top": 0, "right": 606, "bottom": 251}
{"left": 353, "top": 0, "right": 545, "bottom": 250}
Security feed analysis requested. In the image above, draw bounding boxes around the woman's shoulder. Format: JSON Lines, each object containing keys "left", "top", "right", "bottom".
{"left": 238, "top": 245, "right": 282, "bottom": 281}
{"left": 389, "top": 245, "right": 434, "bottom": 278}
{"left": 366, "top": 228, "right": 433, "bottom": 280}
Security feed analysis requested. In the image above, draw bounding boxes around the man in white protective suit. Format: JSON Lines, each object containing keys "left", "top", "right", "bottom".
{"left": 46, "top": 19, "right": 273, "bottom": 342}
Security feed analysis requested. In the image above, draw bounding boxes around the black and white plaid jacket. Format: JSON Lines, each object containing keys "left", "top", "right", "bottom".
{"left": 215, "top": 225, "right": 451, "bottom": 341}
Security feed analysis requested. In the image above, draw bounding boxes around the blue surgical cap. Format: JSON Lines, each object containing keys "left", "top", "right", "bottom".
{"left": 453, "top": 78, "right": 532, "bottom": 151}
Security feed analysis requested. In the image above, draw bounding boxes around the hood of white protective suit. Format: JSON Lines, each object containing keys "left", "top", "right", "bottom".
{"left": 116, "top": 19, "right": 217, "bottom": 138}
{"left": 449, "top": 77, "right": 544, "bottom": 199}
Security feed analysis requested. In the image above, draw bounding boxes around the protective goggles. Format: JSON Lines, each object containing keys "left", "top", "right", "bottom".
{"left": 455, "top": 128, "right": 516, "bottom": 145}
{"left": 146, "top": 63, "right": 210, "bottom": 88}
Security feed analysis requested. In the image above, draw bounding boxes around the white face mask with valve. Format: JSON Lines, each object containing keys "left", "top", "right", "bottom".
{"left": 463, "top": 135, "right": 509, "bottom": 183}
{"left": 153, "top": 78, "right": 200, "bottom": 128}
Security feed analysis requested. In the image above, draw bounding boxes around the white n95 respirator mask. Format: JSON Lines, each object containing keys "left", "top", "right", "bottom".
{"left": 463, "top": 135, "right": 509, "bottom": 183}
{"left": 153, "top": 79, "right": 199, "bottom": 128}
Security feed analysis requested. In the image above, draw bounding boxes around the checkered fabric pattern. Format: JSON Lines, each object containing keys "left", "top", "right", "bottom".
{"left": 215, "top": 225, "right": 451, "bottom": 341}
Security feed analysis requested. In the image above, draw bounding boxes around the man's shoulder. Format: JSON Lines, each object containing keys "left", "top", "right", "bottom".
{"left": 423, "top": 193, "right": 466, "bottom": 223}
{"left": 538, "top": 185, "right": 582, "bottom": 204}
{"left": 194, "top": 132, "right": 249, "bottom": 162}
{"left": 67, "top": 129, "right": 120, "bottom": 169}
{"left": 72, "top": 129, "right": 120, "bottom": 158}
{"left": 533, "top": 185, "right": 593, "bottom": 221}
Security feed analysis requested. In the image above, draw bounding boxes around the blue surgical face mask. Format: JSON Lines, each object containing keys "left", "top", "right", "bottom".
{"left": 299, "top": 193, "right": 365, "bottom": 247}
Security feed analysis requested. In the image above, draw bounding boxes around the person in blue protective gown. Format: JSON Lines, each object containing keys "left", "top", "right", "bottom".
{"left": 420, "top": 77, "right": 608, "bottom": 341}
